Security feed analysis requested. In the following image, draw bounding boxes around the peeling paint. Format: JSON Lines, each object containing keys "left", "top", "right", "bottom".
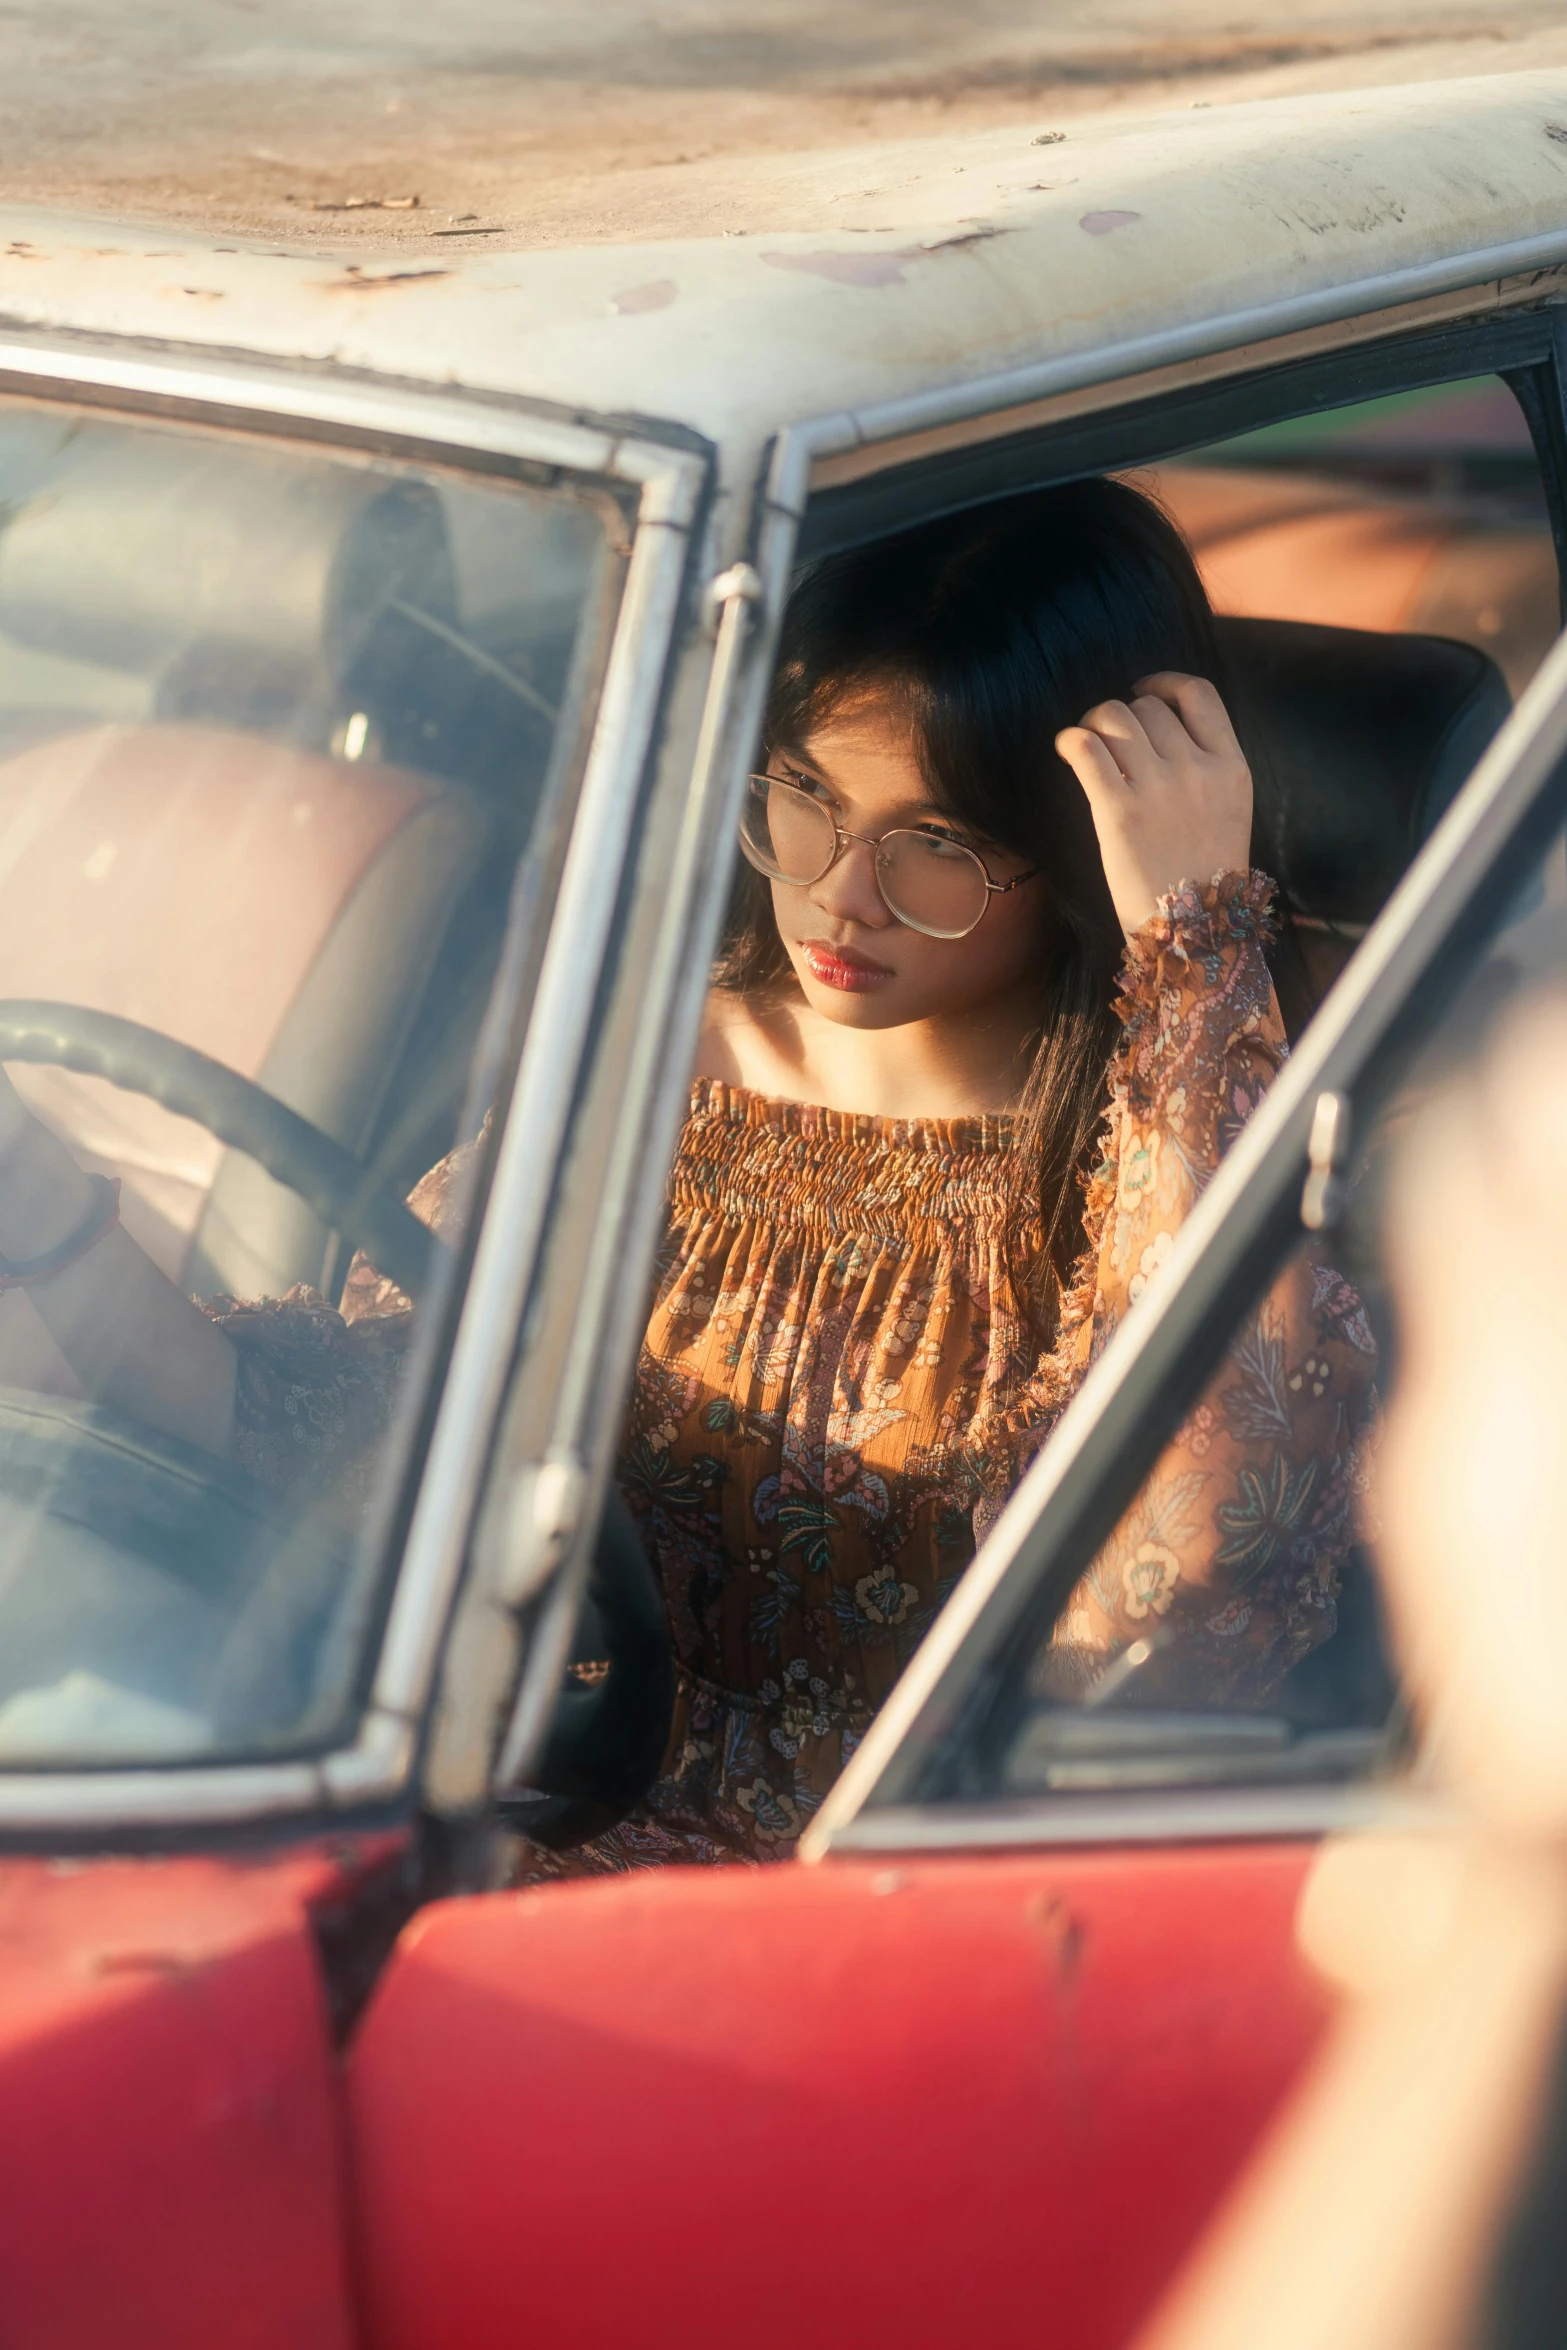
{"left": 762, "top": 247, "right": 912, "bottom": 288}
{"left": 1079, "top": 209, "right": 1142, "bottom": 236}
{"left": 762, "top": 225, "right": 1007, "bottom": 289}
{"left": 915, "top": 224, "right": 1002, "bottom": 254}
{"left": 319, "top": 265, "right": 451, "bottom": 295}
{"left": 1027, "top": 1890, "right": 1087, "bottom": 1990}
{"left": 610, "top": 277, "right": 678, "bottom": 315}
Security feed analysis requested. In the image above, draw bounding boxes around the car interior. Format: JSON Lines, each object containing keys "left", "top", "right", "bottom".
{"left": 0, "top": 405, "right": 617, "bottom": 1762}
{"left": 0, "top": 410, "right": 611, "bottom": 1390}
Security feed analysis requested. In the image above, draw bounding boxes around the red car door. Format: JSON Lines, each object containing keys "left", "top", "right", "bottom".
{"left": 344, "top": 1840, "right": 1324, "bottom": 2350}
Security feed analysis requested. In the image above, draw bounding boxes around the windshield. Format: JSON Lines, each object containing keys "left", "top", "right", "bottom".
{"left": 0, "top": 397, "right": 622, "bottom": 1769}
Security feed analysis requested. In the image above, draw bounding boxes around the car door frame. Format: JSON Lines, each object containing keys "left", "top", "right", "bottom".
{"left": 0, "top": 330, "right": 719, "bottom": 1838}
{"left": 704, "top": 273, "right": 1567, "bottom": 1861}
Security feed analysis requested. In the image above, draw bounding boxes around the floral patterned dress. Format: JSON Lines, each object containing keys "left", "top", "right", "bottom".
{"left": 533, "top": 868, "right": 1376, "bottom": 1872}
{"left": 204, "top": 870, "right": 1376, "bottom": 1872}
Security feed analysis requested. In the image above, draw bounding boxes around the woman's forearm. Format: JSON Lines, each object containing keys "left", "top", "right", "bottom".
{"left": 1141, "top": 1841, "right": 1567, "bottom": 2350}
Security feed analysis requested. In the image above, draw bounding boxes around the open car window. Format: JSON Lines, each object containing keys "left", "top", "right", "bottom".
{"left": 0, "top": 396, "right": 627, "bottom": 1771}
{"left": 782, "top": 350, "right": 1567, "bottom": 1854}
{"left": 805, "top": 625, "right": 1567, "bottom": 1847}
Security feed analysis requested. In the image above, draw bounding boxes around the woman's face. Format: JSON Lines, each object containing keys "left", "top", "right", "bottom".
{"left": 766, "top": 692, "right": 1050, "bottom": 1032}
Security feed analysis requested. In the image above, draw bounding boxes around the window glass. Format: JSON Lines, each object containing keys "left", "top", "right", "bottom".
{"left": 947, "top": 817, "right": 1567, "bottom": 1809}
{"left": 0, "top": 399, "right": 622, "bottom": 1768}
{"left": 1126, "top": 374, "right": 1556, "bottom": 1042}
{"left": 1148, "top": 375, "right": 1558, "bottom": 695}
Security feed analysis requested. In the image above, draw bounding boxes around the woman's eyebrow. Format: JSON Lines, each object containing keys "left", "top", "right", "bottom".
{"left": 774, "top": 748, "right": 959, "bottom": 827}
{"left": 771, "top": 743, "right": 827, "bottom": 779}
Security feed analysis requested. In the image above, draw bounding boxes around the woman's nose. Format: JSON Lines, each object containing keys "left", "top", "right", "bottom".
{"left": 808, "top": 834, "right": 891, "bottom": 927}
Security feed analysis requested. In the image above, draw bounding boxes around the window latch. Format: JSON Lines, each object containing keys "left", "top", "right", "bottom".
{"left": 1301, "top": 1089, "right": 1351, "bottom": 1233}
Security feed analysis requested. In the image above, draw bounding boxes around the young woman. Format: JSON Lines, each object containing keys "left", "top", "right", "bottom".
{"left": 582, "top": 479, "right": 1375, "bottom": 1870}
{"left": 0, "top": 478, "right": 1375, "bottom": 1866}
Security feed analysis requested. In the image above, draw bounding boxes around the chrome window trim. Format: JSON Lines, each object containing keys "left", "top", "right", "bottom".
{"left": 490, "top": 562, "right": 766, "bottom": 1789}
{"left": 0, "top": 332, "right": 668, "bottom": 493}
{"left": 0, "top": 334, "right": 707, "bottom": 1832}
{"left": 802, "top": 582, "right": 1567, "bottom": 1863}
{"left": 767, "top": 237, "right": 1567, "bottom": 516}
{"left": 819, "top": 1782, "right": 1444, "bottom": 1860}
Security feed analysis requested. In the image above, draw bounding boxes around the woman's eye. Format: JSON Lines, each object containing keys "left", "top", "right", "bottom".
{"left": 915, "top": 829, "right": 974, "bottom": 860}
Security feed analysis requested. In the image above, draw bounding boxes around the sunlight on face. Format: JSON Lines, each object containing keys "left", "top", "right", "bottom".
{"left": 766, "top": 692, "right": 1050, "bottom": 1031}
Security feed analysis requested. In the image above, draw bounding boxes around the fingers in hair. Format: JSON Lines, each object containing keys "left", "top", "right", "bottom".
{"left": 1054, "top": 724, "right": 1129, "bottom": 799}
{"left": 1133, "top": 671, "right": 1241, "bottom": 759}
{"left": 1074, "top": 698, "right": 1153, "bottom": 779}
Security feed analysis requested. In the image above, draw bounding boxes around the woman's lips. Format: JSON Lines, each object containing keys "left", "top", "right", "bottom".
{"left": 800, "top": 941, "right": 894, "bottom": 994}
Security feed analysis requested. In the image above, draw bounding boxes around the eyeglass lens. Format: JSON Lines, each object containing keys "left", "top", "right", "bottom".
{"left": 739, "top": 775, "right": 991, "bottom": 940}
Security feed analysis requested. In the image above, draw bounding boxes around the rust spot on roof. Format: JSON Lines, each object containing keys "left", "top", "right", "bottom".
{"left": 1080, "top": 209, "right": 1142, "bottom": 236}
{"left": 916, "top": 224, "right": 1002, "bottom": 253}
{"left": 610, "top": 277, "right": 677, "bottom": 315}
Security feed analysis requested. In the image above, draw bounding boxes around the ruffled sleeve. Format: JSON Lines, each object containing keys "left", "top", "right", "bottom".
{"left": 993, "top": 869, "right": 1378, "bottom": 1705}
{"left": 1061, "top": 866, "right": 1283, "bottom": 1378}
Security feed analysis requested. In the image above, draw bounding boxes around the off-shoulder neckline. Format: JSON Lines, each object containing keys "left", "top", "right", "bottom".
{"left": 688, "top": 1075, "right": 1016, "bottom": 1155}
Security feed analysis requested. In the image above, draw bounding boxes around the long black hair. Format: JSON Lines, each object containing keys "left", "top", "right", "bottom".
{"left": 716, "top": 475, "right": 1232, "bottom": 1313}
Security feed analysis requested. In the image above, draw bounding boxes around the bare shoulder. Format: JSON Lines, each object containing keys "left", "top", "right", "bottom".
{"left": 693, "top": 985, "right": 798, "bottom": 1094}
{"left": 693, "top": 986, "right": 761, "bottom": 1085}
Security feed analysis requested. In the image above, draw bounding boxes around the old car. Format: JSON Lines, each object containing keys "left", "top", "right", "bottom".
{"left": 2, "top": 65, "right": 1567, "bottom": 2350}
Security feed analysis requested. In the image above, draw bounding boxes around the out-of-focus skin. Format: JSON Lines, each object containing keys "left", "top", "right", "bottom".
{"left": 1376, "top": 994, "right": 1567, "bottom": 1832}
{"left": 701, "top": 670, "right": 1254, "bottom": 1119}
{"left": 1139, "top": 988, "right": 1567, "bottom": 2350}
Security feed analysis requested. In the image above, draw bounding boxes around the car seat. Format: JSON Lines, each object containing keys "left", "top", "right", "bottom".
{"left": 0, "top": 426, "right": 519, "bottom": 1392}
{"left": 1218, "top": 612, "right": 1513, "bottom": 926}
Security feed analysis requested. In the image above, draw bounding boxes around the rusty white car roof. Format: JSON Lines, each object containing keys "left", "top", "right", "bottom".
{"left": 3, "top": 69, "right": 1567, "bottom": 490}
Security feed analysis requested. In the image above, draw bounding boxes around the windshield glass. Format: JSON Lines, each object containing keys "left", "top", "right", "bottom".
{"left": 0, "top": 397, "right": 622, "bottom": 1769}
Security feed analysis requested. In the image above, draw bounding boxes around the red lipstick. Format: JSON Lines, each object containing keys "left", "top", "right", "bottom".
{"left": 800, "top": 941, "right": 893, "bottom": 994}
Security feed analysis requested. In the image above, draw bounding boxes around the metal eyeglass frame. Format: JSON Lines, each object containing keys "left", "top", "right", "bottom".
{"left": 740, "top": 772, "right": 1042, "bottom": 940}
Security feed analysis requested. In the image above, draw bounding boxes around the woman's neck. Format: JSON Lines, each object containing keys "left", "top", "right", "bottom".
{"left": 697, "top": 977, "right": 1042, "bottom": 1120}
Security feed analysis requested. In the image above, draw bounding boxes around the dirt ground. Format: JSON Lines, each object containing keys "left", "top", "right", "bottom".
{"left": 5, "top": 1, "right": 1567, "bottom": 250}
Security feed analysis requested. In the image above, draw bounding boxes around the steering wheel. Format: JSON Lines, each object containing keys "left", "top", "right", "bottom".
{"left": 0, "top": 1000, "right": 441, "bottom": 1300}
{"left": 0, "top": 1003, "right": 675, "bottom": 1830}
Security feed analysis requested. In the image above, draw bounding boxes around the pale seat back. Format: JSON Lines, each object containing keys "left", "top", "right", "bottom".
{"left": 0, "top": 720, "right": 488, "bottom": 1390}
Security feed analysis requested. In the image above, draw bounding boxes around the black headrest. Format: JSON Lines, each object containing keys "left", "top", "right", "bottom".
{"left": 1217, "top": 616, "right": 1513, "bottom": 929}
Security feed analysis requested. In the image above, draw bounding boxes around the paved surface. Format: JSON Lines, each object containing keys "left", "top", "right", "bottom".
{"left": 3, "top": 1, "right": 1567, "bottom": 246}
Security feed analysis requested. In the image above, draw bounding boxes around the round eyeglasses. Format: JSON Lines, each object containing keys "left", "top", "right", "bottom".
{"left": 738, "top": 773, "right": 1039, "bottom": 942}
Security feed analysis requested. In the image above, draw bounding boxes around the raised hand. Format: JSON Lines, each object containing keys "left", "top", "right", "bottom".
{"left": 1055, "top": 670, "right": 1253, "bottom": 936}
